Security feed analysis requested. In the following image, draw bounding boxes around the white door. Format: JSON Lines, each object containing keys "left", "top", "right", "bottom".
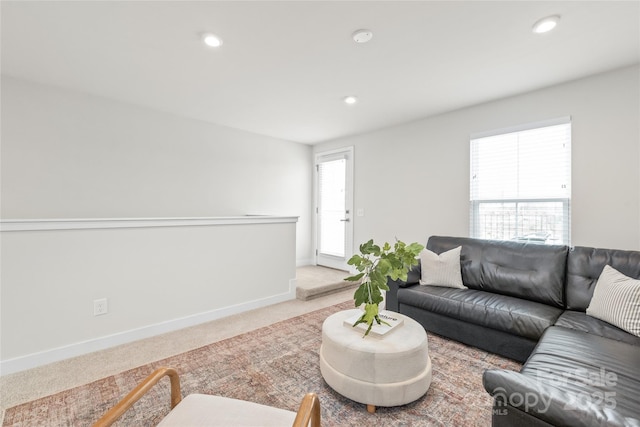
{"left": 315, "top": 148, "right": 354, "bottom": 271}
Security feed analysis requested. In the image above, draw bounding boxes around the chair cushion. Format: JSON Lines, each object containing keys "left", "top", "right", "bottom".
{"left": 397, "top": 286, "right": 562, "bottom": 340}
{"left": 157, "top": 394, "right": 297, "bottom": 426}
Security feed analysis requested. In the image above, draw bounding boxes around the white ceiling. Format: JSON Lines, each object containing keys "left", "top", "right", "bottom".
{"left": 2, "top": 1, "right": 639, "bottom": 144}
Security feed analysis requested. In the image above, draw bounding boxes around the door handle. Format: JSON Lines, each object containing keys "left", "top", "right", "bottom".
{"left": 340, "top": 219, "right": 350, "bottom": 222}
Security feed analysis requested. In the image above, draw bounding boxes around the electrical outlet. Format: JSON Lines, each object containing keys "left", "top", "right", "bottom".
{"left": 94, "top": 298, "right": 108, "bottom": 316}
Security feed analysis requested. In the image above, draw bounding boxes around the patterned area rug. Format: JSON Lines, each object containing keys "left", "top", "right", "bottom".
{"left": 3, "top": 301, "right": 521, "bottom": 426}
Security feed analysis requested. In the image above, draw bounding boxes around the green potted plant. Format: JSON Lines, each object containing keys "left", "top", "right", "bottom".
{"left": 345, "top": 239, "right": 424, "bottom": 336}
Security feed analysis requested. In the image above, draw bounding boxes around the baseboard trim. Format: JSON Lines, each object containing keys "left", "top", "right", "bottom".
{"left": 0, "top": 285, "right": 296, "bottom": 376}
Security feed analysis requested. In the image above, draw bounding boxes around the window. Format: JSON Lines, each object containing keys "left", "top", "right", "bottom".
{"left": 470, "top": 118, "right": 571, "bottom": 245}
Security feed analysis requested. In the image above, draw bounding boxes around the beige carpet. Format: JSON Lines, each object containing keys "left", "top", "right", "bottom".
{"left": 3, "top": 301, "right": 521, "bottom": 426}
{"left": 296, "top": 266, "right": 359, "bottom": 301}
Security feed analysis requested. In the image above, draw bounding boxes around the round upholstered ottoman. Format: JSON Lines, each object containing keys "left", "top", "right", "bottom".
{"left": 319, "top": 309, "right": 432, "bottom": 413}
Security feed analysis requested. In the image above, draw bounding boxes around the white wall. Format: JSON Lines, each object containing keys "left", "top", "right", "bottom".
{"left": 0, "top": 218, "right": 297, "bottom": 373}
{"left": 0, "top": 76, "right": 313, "bottom": 264}
{"left": 314, "top": 65, "right": 640, "bottom": 251}
{"left": 0, "top": 76, "right": 312, "bottom": 373}
{"left": 2, "top": 65, "right": 639, "bottom": 372}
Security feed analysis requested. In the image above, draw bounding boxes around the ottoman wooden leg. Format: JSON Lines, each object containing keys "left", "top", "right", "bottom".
{"left": 367, "top": 404, "right": 376, "bottom": 413}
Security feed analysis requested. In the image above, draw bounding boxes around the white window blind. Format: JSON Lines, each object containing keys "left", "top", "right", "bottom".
{"left": 470, "top": 119, "right": 571, "bottom": 245}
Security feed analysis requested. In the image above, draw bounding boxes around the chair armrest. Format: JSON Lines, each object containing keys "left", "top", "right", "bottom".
{"left": 292, "top": 393, "right": 321, "bottom": 427}
{"left": 93, "top": 367, "right": 182, "bottom": 427}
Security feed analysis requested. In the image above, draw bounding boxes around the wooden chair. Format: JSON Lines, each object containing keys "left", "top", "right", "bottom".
{"left": 93, "top": 367, "right": 321, "bottom": 427}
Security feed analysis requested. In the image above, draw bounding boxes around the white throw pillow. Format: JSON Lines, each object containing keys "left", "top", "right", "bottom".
{"left": 419, "top": 246, "right": 466, "bottom": 289}
{"left": 586, "top": 265, "right": 640, "bottom": 337}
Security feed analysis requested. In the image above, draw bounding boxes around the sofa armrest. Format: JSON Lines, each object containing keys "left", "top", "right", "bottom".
{"left": 483, "top": 369, "right": 632, "bottom": 427}
{"left": 397, "top": 261, "right": 421, "bottom": 287}
{"left": 405, "top": 262, "right": 422, "bottom": 286}
{"left": 386, "top": 262, "right": 421, "bottom": 312}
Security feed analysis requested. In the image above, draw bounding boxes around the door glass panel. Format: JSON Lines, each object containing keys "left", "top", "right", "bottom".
{"left": 318, "top": 158, "right": 346, "bottom": 257}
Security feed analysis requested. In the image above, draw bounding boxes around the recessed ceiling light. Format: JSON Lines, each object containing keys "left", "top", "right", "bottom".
{"left": 352, "top": 29, "right": 373, "bottom": 44}
{"left": 344, "top": 96, "right": 358, "bottom": 105}
{"left": 532, "top": 15, "right": 560, "bottom": 34}
{"left": 202, "top": 33, "right": 223, "bottom": 48}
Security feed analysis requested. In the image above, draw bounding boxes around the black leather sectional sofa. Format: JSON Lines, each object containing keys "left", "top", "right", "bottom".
{"left": 386, "top": 236, "right": 640, "bottom": 427}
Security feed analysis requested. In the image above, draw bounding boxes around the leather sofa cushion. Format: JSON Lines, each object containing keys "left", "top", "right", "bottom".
{"left": 484, "top": 327, "right": 640, "bottom": 426}
{"left": 566, "top": 246, "right": 640, "bottom": 311}
{"left": 398, "top": 285, "right": 562, "bottom": 341}
{"left": 427, "top": 236, "right": 567, "bottom": 308}
{"left": 554, "top": 311, "right": 640, "bottom": 346}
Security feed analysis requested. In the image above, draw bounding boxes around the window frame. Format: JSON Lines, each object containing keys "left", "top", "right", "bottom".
{"left": 469, "top": 117, "right": 571, "bottom": 245}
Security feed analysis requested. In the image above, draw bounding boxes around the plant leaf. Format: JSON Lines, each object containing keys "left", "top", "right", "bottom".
{"left": 347, "top": 254, "right": 362, "bottom": 266}
{"left": 354, "top": 284, "right": 368, "bottom": 307}
{"left": 349, "top": 239, "right": 425, "bottom": 334}
{"left": 377, "top": 258, "right": 392, "bottom": 276}
{"left": 344, "top": 272, "right": 364, "bottom": 282}
{"left": 352, "top": 303, "right": 379, "bottom": 337}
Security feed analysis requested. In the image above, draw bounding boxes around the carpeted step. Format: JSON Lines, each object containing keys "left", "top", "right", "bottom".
{"left": 295, "top": 266, "right": 360, "bottom": 301}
